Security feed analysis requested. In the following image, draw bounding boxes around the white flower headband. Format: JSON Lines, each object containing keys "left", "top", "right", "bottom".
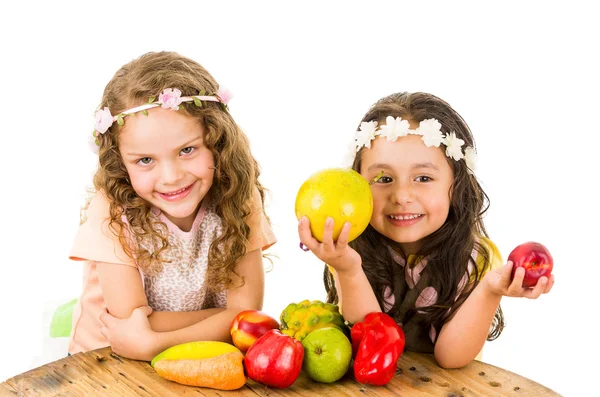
{"left": 344, "top": 116, "right": 477, "bottom": 173}
{"left": 89, "top": 87, "right": 232, "bottom": 153}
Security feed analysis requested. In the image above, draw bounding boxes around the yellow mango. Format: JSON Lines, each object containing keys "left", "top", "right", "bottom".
{"left": 151, "top": 341, "right": 240, "bottom": 367}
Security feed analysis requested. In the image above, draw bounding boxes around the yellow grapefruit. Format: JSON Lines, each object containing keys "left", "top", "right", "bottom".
{"left": 295, "top": 168, "right": 373, "bottom": 242}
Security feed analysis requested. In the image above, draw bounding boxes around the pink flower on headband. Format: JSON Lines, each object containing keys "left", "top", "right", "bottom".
{"left": 159, "top": 88, "right": 183, "bottom": 110}
{"left": 94, "top": 107, "right": 113, "bottom": 134}
{"left": 217, "top": 86, "right": 233, "bottom": 104}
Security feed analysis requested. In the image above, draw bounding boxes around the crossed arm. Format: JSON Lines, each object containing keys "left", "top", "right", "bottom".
{"left": 96, "top": 248, "right": 265, "bottom": 361}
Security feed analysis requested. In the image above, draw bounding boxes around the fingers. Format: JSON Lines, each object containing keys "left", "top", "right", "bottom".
{"left": 298, "top": 216, "right": 319, "bottom": 251}
{"left": 134, "top": 306, "right": 153, "bottom": 317}
{"left": 501, "top": 260, "right": 515, "bottom": 282}
{"left": 336, "top": 222, "right": 352, "bottom": 249}
{"left": 506, "top": 263, "right": 526, "bottom": 295}
{"left": 98, "top": 308, "right": 112, "bottom": 327}
{"left": 322, "top": 217, "right": 335, "bottom": 253}
{"left": 523, "top": 276, "right": 548, "bottom": 299}
{"left": 100, "top": 325, "right": 110, "bottom": 340}
{"left": 544, "top": 275, "right": 555, "bottom": 293}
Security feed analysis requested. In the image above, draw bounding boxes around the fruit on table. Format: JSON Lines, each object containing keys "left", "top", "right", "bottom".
{"left": 295, "top": 168, "right": 373, "bottom": 242}
{"left": 151, "top": 341, "right": 239, "bottom": 366}
{"left": 230, "top": 310, "right": 279, "bottom": 353}
{"left": 352, "top": 312, "right": 405, "bottom": 386}
{"left": 509, "top": 241, "right": 554, "bottom": 288}
{"left": 302, "top": 327, "right": 352, "bottom": 383}
{"left": 151, "top": 341, "right": 245, "bottom": 390}
{"left": 244, "top": 329, "right": 304, "bottom": 388}
{"left": 280, "top": 300, "right": 347, "bottom": 341}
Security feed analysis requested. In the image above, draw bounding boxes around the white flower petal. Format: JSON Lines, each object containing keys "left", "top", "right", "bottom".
{"left": 355, "top": 121, "right": 378, "bottom": 150}
{"left": 342, "top": 141, "right": 357, "bottom": 167}
{"left": 380, "top": 116, "right": 410, "bottom": 142}
{"left": 464, "top": 146, "right": 477, "bottom": 172}
{"left": 444, "top": 132, "right": 465, "bottom": 160}
{"left": 417, "top": 118, "right": 444, "bottom": 147}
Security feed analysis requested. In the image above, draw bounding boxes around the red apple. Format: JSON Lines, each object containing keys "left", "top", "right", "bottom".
{"left": 230, "top": 310, "right": 279, "bottom": 353}
{"left": 244, "top": 329, "right": 304, "bottom": 388}
{"left": 509, "top": 242, "right": 553, "bottom": 288}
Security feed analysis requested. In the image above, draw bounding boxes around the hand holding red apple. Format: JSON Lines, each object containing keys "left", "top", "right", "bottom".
{"left": 509, "top": 242, "right": 554, "bottom": 288}
{"left": 483, "top": 241, "right": 554, "bottom": 298}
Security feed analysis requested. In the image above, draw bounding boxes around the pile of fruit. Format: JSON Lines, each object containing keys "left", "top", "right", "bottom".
{"left": 150, "top": 300, "right": 406, "bottom": 390}
{"left": 149, "top": 166, "right": 555, "bottom": 391}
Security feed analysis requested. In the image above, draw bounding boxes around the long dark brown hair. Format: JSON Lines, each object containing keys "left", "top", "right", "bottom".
{"left": 87, "top": 51, "right": 268, "bottom": 292}
{"left": 324, "top": 92, "right": 503, "bottom": 341}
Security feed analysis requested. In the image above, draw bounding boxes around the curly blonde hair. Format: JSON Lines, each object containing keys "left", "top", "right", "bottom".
{"left": 88, "top": 51, "right": 268, "bottom": 292}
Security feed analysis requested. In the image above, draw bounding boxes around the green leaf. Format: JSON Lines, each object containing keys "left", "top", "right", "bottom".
{"left": 148, "top": 96, "right": 156, "bottom": 104}
{"left": 117, "top": 115, "right": 124, "bottom": 126}
{"left": 199, "top": 89, "right": 206, "bottom": 96}
{"left": 142, "top": 110, "right": 148, "bottom": 116}
{"left": 50, "top": 298, "right": 78, "bottom": 338}
{"left": 193, "top": 97, "right": 202, "bottom": 107}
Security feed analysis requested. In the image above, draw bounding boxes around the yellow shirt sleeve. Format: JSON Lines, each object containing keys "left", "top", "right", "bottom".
{"left": 475, "top": 236, "right": 504, "bottom": 277}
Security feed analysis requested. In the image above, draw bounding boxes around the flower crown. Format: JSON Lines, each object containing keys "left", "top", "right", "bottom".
{"left": 346, "top": 116, "right": 477, "bottom": 173}
{"left": 90, "top": 87, "right": 232, "bottom": 153}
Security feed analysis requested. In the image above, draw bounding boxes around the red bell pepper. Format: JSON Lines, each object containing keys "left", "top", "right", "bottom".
{"left": 351, "top": 312, "right": 405, "bottom": 386}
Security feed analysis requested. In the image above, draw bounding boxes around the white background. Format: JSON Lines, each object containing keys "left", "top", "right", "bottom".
{"left": 1, "top": 1, "right": 598, "bottom": 395}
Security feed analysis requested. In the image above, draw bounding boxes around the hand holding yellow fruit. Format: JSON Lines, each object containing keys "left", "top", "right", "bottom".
{"left": 295, "top": 168, "right": 373, "bottom": 243}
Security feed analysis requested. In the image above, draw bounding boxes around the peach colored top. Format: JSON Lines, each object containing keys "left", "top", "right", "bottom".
{"left": 68, "top": 190, "right": 276, "bottom": 354}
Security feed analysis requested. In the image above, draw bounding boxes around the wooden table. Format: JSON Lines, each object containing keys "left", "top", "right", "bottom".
{"left": 1, "top": 347, "right": 560, "bottom": 396}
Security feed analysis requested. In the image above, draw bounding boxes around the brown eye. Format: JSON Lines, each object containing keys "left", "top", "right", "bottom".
{"left": 376, "top": 176, "right": 393, "bottom": 184}
{"left": 415, "top": 176, "right": 432, "bottom": 182}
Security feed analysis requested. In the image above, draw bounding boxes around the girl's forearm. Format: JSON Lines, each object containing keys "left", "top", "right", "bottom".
{"left": 152, "top": 308, "right": 241, "bottom": 353}
{"left": 148, "top": 308, "right": 226, "bottom": 332}
{"left": 434, "top": 282, "right": 502, "bottom": 368}
{"left": 337, "top": 267, "right": 381, "bottom": 324}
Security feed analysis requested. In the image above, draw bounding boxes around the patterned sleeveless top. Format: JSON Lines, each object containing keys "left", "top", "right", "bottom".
{"left": 381, "top": 237, "right": 503, "bottom": 353}
{"left": 137, "top": 202, "right": 228, "bottom": 312}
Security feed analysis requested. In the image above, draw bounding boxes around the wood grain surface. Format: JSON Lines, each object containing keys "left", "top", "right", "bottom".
{"left": 2, "top": 347, "right": 561, "bottom": 396}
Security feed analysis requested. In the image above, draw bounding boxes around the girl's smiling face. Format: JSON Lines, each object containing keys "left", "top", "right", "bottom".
{"left": 118, "top": 107, "right": 215, "bottom": 231}
{"left": 360, "top": 134, "right": 454, "bottom": 255}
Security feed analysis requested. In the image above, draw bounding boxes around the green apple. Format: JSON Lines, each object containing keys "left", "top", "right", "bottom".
{"left": 301, "top": 327, "right": 352, "bottom": 383}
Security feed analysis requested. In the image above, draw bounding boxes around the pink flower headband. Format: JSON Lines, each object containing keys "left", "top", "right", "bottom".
{"left": 90, "top": 87, "right": 232, "bottom": 153}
